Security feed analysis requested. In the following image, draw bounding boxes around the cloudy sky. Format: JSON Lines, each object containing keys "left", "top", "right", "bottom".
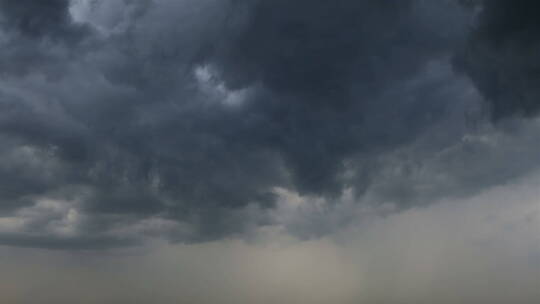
{"left": 0, "top": 0, "right": 539, "bottom": 303}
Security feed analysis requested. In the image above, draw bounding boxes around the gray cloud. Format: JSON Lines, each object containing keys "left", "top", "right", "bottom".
{"left": 1, "top": 0, "right": 538, "bottom": 249}
{"left": 0, "top": 0, "right": 87, "bottom": 39}
{"left": 201, "top": 0, "right": 469, "bottom": 194}
{"left": 1, "top": 174, "right": 540, "bottom": 303}
{"left": 455, "top": 0, "right": 540, "bottom": 120}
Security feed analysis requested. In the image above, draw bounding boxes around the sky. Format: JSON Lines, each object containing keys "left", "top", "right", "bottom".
{"left": 0, "top": 0, "right": 539, "bottom": 303}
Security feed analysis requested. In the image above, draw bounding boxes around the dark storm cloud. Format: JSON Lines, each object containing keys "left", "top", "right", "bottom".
{"left": 456, "top": 0, "right": 540, "bottom": 120}
{"left": 201, "top": 0, "right": 468, "bottom": 194}
{"left": 0, "top": 0, "right": 92, "bottom": 78}
{"left": 0, "top": 0, "right": 510, "bottom": 249}
{"left": 0, "top": 0, "right": 87, "bottom": 39}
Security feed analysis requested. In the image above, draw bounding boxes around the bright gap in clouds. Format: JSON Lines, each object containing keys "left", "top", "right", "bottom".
{"left": 194, "top": 64, "right": 251, "bottom": 107}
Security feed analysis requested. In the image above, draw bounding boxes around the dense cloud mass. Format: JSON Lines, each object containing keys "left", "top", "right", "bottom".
{"left": 0, "top": 0, "right": 539, "bottom": 250}
{"left": 0, "top": 0, "right": 85, "bottom": 39}
{"left": 456, "top": 0, "right": 540, "bottom": 120}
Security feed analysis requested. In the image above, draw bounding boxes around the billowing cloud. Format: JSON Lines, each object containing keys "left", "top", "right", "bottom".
{"left": 1, "top": 2, "right": 540, "bottom": 303}
{"left": 0, "top": 0, "right": 538, "bottom": 250}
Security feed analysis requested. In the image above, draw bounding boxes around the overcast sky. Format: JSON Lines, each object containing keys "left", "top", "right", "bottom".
{"left": 0, "top": 0, "right": 539, "bottom": 303}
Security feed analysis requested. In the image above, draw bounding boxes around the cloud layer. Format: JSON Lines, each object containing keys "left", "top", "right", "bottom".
{"left": 1, "top": 172, "right": 539, "bottom": 303}
{"left": 0, "top": 0, "right": 539, "bottom": 250}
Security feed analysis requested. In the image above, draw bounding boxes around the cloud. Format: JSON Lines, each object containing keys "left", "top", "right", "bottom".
{"left": 455, "top": 0, "right": 540, "bottom": 120}
{"left": 200, "top": 0, "right": 470, "bottom": 194}
{"left": 0, "top": 0, "right": 87, "bottom": 39}
{"left": 1, "top": 0, "right": 538, "bottom": 249}
{"left": 1, "top": 171, "right": 539, "bottom": 303}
